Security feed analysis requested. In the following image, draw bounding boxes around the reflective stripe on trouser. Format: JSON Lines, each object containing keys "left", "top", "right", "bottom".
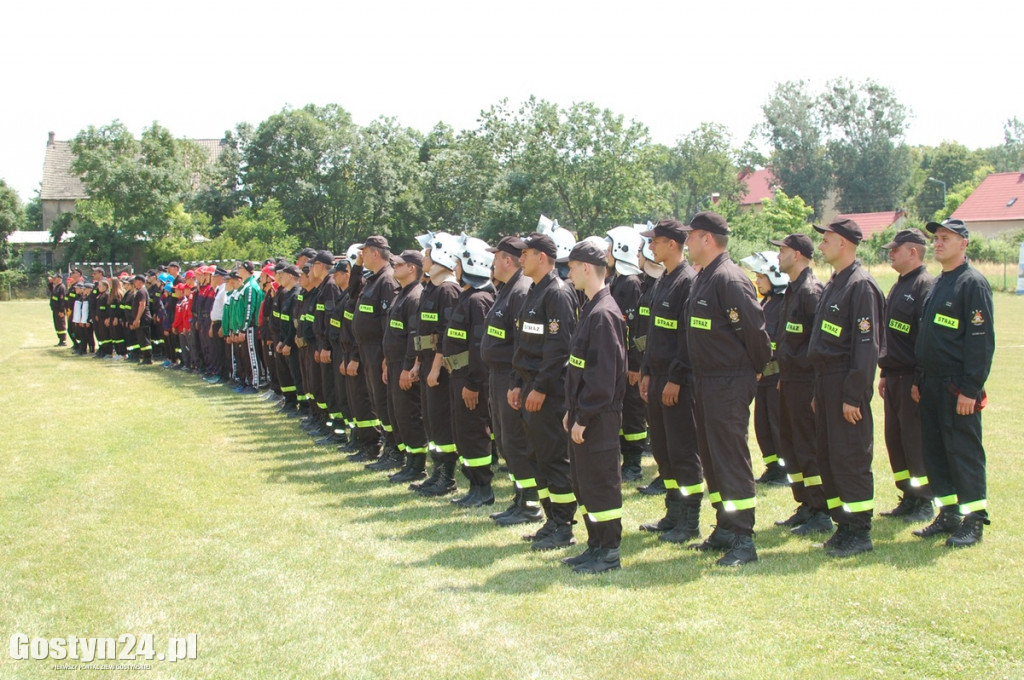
{"left": 487, "top": 365, "right": 537, "bottom": 489}
{"left": 451, "top": 375, "right": 493, "bottom": 486}
{"left": 359, "top": 344, "right": 393, "bottom": 448}
{"left": 521, "top": 382, "right": 573, "bottom": 524}
{"left": 568, "top": 412, "right": 622, "bottom": 549}
{"left": 694, "top": 373, "right": 758, "bottom": 535}
{"left": 814, "top": 372, "right": 874, "bottom": 529}
{"left": 646, "top": 373, "right": 703, "bottom": 500}
{"left": 420, "top": 361, "right": 454, "bottom": 459}
{"left": 619, "top": 379, "right": 647, "bottom": 456}
{"left": 779, "top": 379, "right": 826, "bottom": 511}
{"left": 319, "top": 359, "right": 336, "bottom": 422}
{"left": 883, "top": 372, "right": 933, "bottom": 500}
{"left": 386, "top": 355, "right": 427, "bottom": 460}
{"left": 754, "top": 375, "right": 783, "bottom": 466}
{"left": 344, "top": 358, "right": 379, "bottom": 444}
{"left": 920, "top": 374, "right": 987, "bottom": 518}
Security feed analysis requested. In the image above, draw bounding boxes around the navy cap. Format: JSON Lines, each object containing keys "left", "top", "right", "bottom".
{"left": 522, "top": 233, "right": 558, "bottom": 259}
{"left": 814, "top": 218, "right": 863, "bottom": 244}
{"left": 641, "top": 219, "right": 688, "bottom": 243}
{"left": 769, "top": 233, "right": 815, "bottom": 259}
{"left": 487, "top": 235, "right": 527, "bottom": 256}
{"left": 926, "top": 218, "right": 969, "bottom": 239}
{"left": 312, "top": 250, "right": 334, "bottom": 266}
{"left": 684, "top": 211, "right": 731, "bottom": 235}
{"left": 297, "top": 247, "right": 317, "bottom": 260}
{"left": 329, "top": 260, "right": 349, "bottom": 274}
{"left": 567, "top": 239, "right": 607, "bottom": 266}
{"left": 393, "top": 249, "right": 424, "bottom": 268}
{"left": 363, "top": 235, "right": 390, "bottom": 251}
{"left": 882, "top": 228, "right": 928, "bottom": 249}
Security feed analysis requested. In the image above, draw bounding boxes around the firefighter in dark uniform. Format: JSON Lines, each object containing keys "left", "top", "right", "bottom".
{"left": 411, "top": 233, "right": 462, "bottom": 495}
{"left": 481, "top": 236, "right": 539, "bottom": 525}
{"left": 382, "top": 250, "right": 428, "bottom": 480}
{"left": 684, "top": 211, "right": 772, "bottom": 566}
{"left": 296, "top": 266, "right": 321, "bottom": 427}
{"left": 49, "top": 273, "right": 68, "bottom": 345}
{"left": 510, "top": 232, "right": 579, "bottom": 551}
{"left": 604, "top": 226, "right": 648, "bottom": 482}
{"left": 351, "top": 236, "right": 399, "bottom": 465}
{"left": 65, "top": 269, "right": 82, "bottom": 351}
{"left": 877, "top": 228, "right": 935, "bottom": 522}
{"left": 913, "top": 218, "right": 995, "bottom": 547}
{"left": 770, "top": 233, "right": 831, "bottom": 535}
{"left": 326, "top": 260, "right": 352, "bottom": 441}
{"left": 636, "top": 219, "right": 703, "bottom": 544}
{"left": 274, "top": 265, "right": 303, "bottom": 412}
{"left": 740, "top": 252, "right": 789, "bottom": 487}
{"left": 311, "top": 251, "right": 342, "bottom": 444}
{"left": 342, "top": 252, "right": 382, "bottom": 461}
{"left": 808, "top": 218, "right": 885, "bottom": 558}
{"left": 129, "top": 274, "right": 154, "bottom": 365}
{"left": 561, "top": 239, "right": 627, "bottom": 573}
{"left": 445, "top": 236, "right": 496, "bottom": 507}
{"left": 634, "top": 228, "right": 668, "bottom": 495}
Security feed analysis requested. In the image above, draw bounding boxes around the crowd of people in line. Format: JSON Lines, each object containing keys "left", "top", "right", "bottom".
{"left": 44, "top": 212, "right": 995, "bottom": 572}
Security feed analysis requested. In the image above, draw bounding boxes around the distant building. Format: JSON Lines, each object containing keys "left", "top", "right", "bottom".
{"left": 950, "top": 171, "right": 1024, "bottom": 238}
{"left": 737, "top": 168, "right": 777, "bottom": 213}
{"left": 834, "top": 209, "right": 908, "bottom": 240}
{"left": 5, "top": 229, "right": 74, "bottom": 269}
{"left": 39, "top": 131, "right": 227, "bottom": 233}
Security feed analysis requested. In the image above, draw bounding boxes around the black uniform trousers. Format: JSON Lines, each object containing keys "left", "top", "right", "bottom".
{"left": 520, "top": 380, "right": 575, "bottom": 525}
{"left": 346, "top": 360, "right": 379, "bottom": 445}
{"left": 779, "top": 379, "right": 826, "bottom": 511}
{"left": 419, "top": 359, "right": 456, "bottom": 462}
{"left": 210, "top": 322, "right": 226, "bottom": 378}
{"left": 693, "top": 374, "right": 758, "bottom": 535}
{"left": 813, "top": 370, "right": 874, "bottom": 530}
{"left": 883, "top": 371, "right": 933, "bottom": 501}
{"left": 360, "top": 345, "right": 394, "bottom": 449}
{"left": 919, "top": 375, "right": 987, "bottom": 515}
{"left": 646, "top": 374, "right": 703, "bottom": 503}
{"left": 619, "top": 382, "right": 647, "bottom": 458}
{"left": 569, "top": 412, "right": 623, "bottom": 549}
{"left": 451, "top": 374, "right": 492, "bottom": 486}
{"left": 754, "top": 375, "right": 782, "bottom": 467}
{"left": 300, "top": 345, "right": 319, "bottom": 412}
{"left": 330, "top": 344, "right": 350, "bottom": 431}
{"left": 488, "top": 366, "right": 535, "bottom": 490}
{"left": 134, "top": 323, "right": 152, "bottom": 361}
{"left": 386, "top": 356, "right": 426, "bottom": 456}
{"left": 53, "top": 310, "right": 67, "bottom": 341}
{"left": 276, "top": 349, "right": 298, "bottom": 404}
{"left": 318, "top": 357, "right": 336, "bottom": 421}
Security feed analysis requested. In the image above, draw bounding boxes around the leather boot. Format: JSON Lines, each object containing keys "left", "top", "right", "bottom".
{"left": 621, "top": 453, "right": 643, "bottom": 482}
{"left": 688, "top": 525, "right": 735, "bottom": 552}
{"left": 496, "top": 488, "right": 543, "bottom": 526}
{"left": 826, "top": 527, "right": 873, "bottom": 557}
{"left": 640, "top": 491, "right": 684, "bottom": 532}
{"left": 756, "top": 461, "right": 788, "bottom": 486}
{"left": 637, "top": 475, "right": 666, "bottom": 496}
{"left": 659, "top": 502, "right": 701, "bottom": 543}
{"left": 946, "top": 512, "right": 989, "bottom": 548}
{"left": 490, "top": 486, "right": 522, "bottom": 520}
{"left": 452, "top": 483, "right": 495, "bottom": 508}
{"left": 531, "top": 522, "right": 576, "bottom": 551}
{"left": 573, "top": 547, "right": 621, "bottom": 573}
{"left": 913, "top": 507, "right": 961, "bottom": 538}
{"left": 366, "top": 445, "right": 403, "bottom": 471}
{"left": 716, "top": 534, "right": 757, "bottom": 566}
{"left": 418, "top": 458, "right": 457, "bottom": 496}
{"left": 791, "top": 511, "right": 834, "bottom": 535}
{"left": 389, "top": 454, "right": 426, "bottom": 483}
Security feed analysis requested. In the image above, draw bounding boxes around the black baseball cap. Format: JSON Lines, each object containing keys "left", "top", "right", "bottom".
{"left": 363, "top": 235, "right": 390, "bottom": 251}
{"left": 297, "top": 247, "right": 317, "bottom": 260}
{"left": 522, "top": 233, "right": 558, "bottom": 259}
{"left": 814, "top": 218, "right": 863, "bottom": 244}
{"left": 684, "top": 211, "right": 731, "bottom": 235}
{"left": 567, "top": 240, "right": 607, "bottom": 266}
{"left": 769, "top": 233, "right": 815, "bottom": 259}
{"left": 882, "top": 228, "right": 928, "bottom": 249}
{"left": 926, "top": 218, "right": 969, "bottom": 239}
{"left": 312, "top": 250, "right": 335, "bottom": 266}
{"left": 329, "top": 260, "right": 349, "bottom": 274}
{"left": 488, "top": 235, "right": 527, "bottom": 256}
{"left": 393, "top": 250, "right": 424, "bottom": 268}
{"left": 641, "top": 219, "right": 687, "bottom": 243}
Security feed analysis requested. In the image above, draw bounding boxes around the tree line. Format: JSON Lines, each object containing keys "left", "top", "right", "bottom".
{"left": 2, "top": 79, "right": 1023, "bottom": 282}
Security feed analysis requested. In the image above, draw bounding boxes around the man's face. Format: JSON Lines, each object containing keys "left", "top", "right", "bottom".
{"left": 605, "top": 243, "right": 616, "bottom": 268}
{"left": 649, "top": 235, "right": 677, "bottom": 265}
{"left": 685, "top": 231, "right": 709, "bottom": 265}
{"left": 333, "top": 270, "right": 350, "bottom": 289}
{"left": 888, "top": 242, "right": 918, "bottom": 274}
{"left": 520, "top": 248, "right": 541, "bottom": 279}
{"left": 933, "top": 229, "right": 966, "bottom": 265}
{"left": 755, "top": 273, "right": 772, "bottom": 296}
{"left": 567, "top": 260, "right": 587, "bottom": 291}
{"left": 778, "top": 245, "right": 796, "bottom": 274}
{"left": 818, "top": 231, "right": 844, "bottom": 265}
{"left": 92, "top": 271, "right": 102, "bottom": 282}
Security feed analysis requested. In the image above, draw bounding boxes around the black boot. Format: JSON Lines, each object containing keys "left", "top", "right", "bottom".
{"left": 389, "top": 454, "right": 426, "bottom": 483}
{"left": 621, "top": 453, "right": 643, "bottom": 482}
{"left": 880, "top": 494, "right": 916, "bottom": 518}
{"left": 904, "top": 497, "right": 935, "bottom": 523}
{"left": 756, "top": 461, "right": 788, "bottom": 486}
{"left": 573, "top": 547, "right": 621, "bottom": 573}
{"left": 409, "top": 456, "right": 442, "bottom": 491}
{"left": 561, "top": 545, "right": 597, "bottom": 567}
{"left": 688, "top": 525, "right": 734, "bottom": 552}
{"left": 946, "top": 512, "right": 989, "bottom": 548}
{"left": 452, "top": 483, "right": 495, "bottom": 508}
{"left": 348, "top": 440, "right": 381, "bottom": 463}
{"left": 826, "top": 527, "right": 873, "bottom": 557}
{"left": 659, "top": 502, "right": 701, "bottom": 543}
{"left": 791, "top": 511, "right": 834, "bottom": 535}
{"left": 775, "top": 503, "right": 813, "bottom": 527}
{"left": 716, "top": 534, "right": 758, "bottom": 566}
{"left": 637, "top": 475, "right": 666, "bottom": 495}
{"left": 496, "top": 488, "right": 543, "bottom": 526}
{"left": 366, "top": 445, "right": 403, "bottom": 471}
{"left": 490, "top": 486, "right": 522, "bottom": 521}
{"left": 417, "top": 458, "right": 457, "bottom": 496}
{"left": 640, "top": 492, "right": 684, "bottom": 532}
{"left": 531, "top": 523, "right": 576, "bottom": 551}
{"left": 913, "top": 507, "right": 961, "bottom": 538}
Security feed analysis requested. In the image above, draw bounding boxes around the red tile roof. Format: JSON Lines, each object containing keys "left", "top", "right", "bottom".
{"left": 951, "top": 172, "right": 1024, "bottom": 223}
{"left": 834, "top": 210, "right": 907, "bottom": 238}
{"left": 738, "top": 168, "right": 777, "bottom": 205}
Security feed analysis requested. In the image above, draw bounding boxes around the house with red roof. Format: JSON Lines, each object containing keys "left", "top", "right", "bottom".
{"left": 737, "top": 168, "right": 777, "bottom": 213}
{"left": 833, "top": 209, "right": 908, "bottom": 240}
{"left": 950, "top": 171, "right": 1024, "bottom": 238}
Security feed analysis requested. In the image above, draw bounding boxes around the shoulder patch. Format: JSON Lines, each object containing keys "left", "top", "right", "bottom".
{"left": 727, "top": 308, "right": 739, "bottom": 323}
{"left": 971, "top": 310, "right": 985, "bottom": 326}
{"left": 548, "top": 319, "right": 560, "bottom": 334}
{"left": 857, "top": 317, "right": 871, "bottom": 333}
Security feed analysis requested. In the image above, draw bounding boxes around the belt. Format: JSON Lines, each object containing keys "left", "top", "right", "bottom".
{"left": 762, "top": 360, "right": 780, "bottom": 377}
{"left": 634, "top": 335, "right": 647, "bottom": 352}
{"left": 414, "top": 334, "right": 438, "bottom": 351}
{"left": 442, "top": 351, "right": 470, "bottom": 372}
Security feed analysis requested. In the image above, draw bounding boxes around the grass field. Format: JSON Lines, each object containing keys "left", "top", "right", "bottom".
{"left": 1, "top": 291, "right": 1023, "bottom": 680}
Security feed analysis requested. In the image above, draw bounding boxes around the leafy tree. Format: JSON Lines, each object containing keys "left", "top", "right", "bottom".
{"left": 910, "top": 141, "right": 980, "bottom": 220}
{"left": 23, "top": 191, "right": 43, "bottom": 231}
{"left": 756, "top": 81, "right": 832, "bottom": 218}
{"left": 655, "top": 123, "right": 745, "bottom": 222}
{"left": 419, "top": 124, "right": 500, "bottom": 236}
{"left": 979, "top": 117, "right": 1024, "bottom": 173}
{"left": 188, "top": 127, "right": 249, "bottom": 226}
{"left": 932, "top": 164, "right": 995, "bottom": 223}
{"left": 730, "top": 189, "right": 814, "bottom": 260}
{"left": 820, "top": 78, "right": 913, "bottom": 213}
{"left": 0, "top": 179, "right": 25, "bottom": 270}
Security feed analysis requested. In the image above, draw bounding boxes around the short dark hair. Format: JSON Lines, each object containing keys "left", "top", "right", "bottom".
{"left": 711, "top": 232, "right": 729, "bottom": 249}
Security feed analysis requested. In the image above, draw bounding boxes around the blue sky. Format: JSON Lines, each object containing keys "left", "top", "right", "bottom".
{"left": 4, "top": 0, "right": 1022, "bottom": 203}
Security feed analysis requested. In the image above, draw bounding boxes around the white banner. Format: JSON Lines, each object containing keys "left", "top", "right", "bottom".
{"left": 1018, "top": 242, "right": 1024, "bottom": 295}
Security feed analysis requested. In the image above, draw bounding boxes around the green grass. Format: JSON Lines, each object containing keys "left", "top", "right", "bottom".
{"left": 1, "top": 297, "right": 1023, "bottom": 679}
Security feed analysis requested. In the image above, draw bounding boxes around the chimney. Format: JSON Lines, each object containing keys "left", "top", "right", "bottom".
{"left": 48, "top": 131, "right": 55, "bottom": 146}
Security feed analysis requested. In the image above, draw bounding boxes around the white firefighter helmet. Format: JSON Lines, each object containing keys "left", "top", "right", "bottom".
{"left": 634, "top": 222, "right": 665, "bottom": 279}
{"left": 549, "top": 219, "right": 576, "bottom": 261}
{"left": 415, "top": 233, "right": 432, "bottom": 249}
{"left": 425, "top": 231, "right": 460, "bottom": 272}
{"left": 537, "top": 214, "right": 554, "bottom": 234}
{"left": 456, "top": 233, "right": 494, "bottom": 288}
{"left": 346, "top": 243, "right": 363, "bottom": 264}
{"left": 741, "top": 251, "right": 789, "bottom": 293}
{"left": 606, "top": 226, "right": 643, "bottom": 276}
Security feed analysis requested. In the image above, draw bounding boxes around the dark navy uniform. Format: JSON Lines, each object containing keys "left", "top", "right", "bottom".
{"left": 341, "top": 270, "right": 379, "bottom": 450}
{"left": 276, "top": 284, "right": 302, "bottom": 407}
{"left": 608, "top": 272, "right": 647, "bottom": 475}
{"left": 753, "top": 292, "right": 784, "bottom": 472}
{"left": 807, "top": 260, "right": 885, "bottom": 530}
{"left": 879, "top": 264, "right": 935, "bottom": 504}
{"left": 566, "top": 286, "right": 627, "bottom": 552}
{"left": 776, "top": 267, "right": 826, "bottom": 513}
{"left": 512, "top": 270, "right": 579, "bottom": 526}
{"left": 384, "top": 279, "right": 427, "bottom": 470}
{"left": 50, "top": 281, "right": 68, "bottom": 344}
{"left": 686, "top": 252, "right": 771, "bottom": 537}
{"left": 916, "top": 261, "right": 994, "bottom": 517}
{"left": 352, "top": 264, "right": 399, "bottom": 452}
